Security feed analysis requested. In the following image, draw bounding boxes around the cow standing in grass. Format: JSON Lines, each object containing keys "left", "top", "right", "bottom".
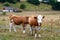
{"left": 9, "top": 15, "right": 29, "bottom": 33}
{"left": 28, "top": 15, "right": 45, "bottom": 37}
{"left": 9, "top": 15, "right": 45, "bottom": 37}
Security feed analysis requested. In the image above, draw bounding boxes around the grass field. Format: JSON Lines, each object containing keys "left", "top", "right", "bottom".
{"left": 0, "top": 11, "right": 60, "bottom": 40}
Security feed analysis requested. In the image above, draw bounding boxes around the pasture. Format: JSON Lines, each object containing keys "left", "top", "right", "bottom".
{"left": 0, "top": 11, "right": 60, "bottom": 40}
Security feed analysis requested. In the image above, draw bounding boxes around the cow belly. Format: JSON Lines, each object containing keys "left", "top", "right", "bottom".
{"left": 14, "top": 22, "right": 21, "bottom": 25}
{"left": 14, "top": 21, "right": 22, "bottom": 25}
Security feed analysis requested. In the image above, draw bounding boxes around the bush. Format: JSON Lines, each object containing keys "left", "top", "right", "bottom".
{"left": 52, "top": 2, "right": 60, "bottom": 10}
{"left": 11, "top": 0, "right": 17, "bottom": 3}
{"left": 0, "top": 0, "right": 5, "bottom": 3}
{"left": 49, "top": 0, "right": 60, "bottom": 10}
{"left": 2, "top": 18, "right": 5, "bottom": 21}
{"left": 4, "top": 2, "right": 10, "bottom": 6}
{"left": 2, "top": 12, "right": 6, "bottom": 15}
{"left": 20, "top": 4, "right": 26, "bottom": 9}
{"left": 27, "top": 0, "right": 40, "bottom": 5}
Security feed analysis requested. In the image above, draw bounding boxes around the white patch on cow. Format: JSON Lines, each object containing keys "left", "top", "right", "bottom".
{"left": 35, "top": 34, "right": 37, "bottom": 38}
{"left": 11, "top": 19, "right": 14, "bottom": 22}
{"left": 28, "top": 18, "right": 31, "bottom": 23}
{"left": 37, "top": 15, "right": 43, "bottom": 23}
{"left": 13, "top": 25, "right": 17, "bottom": 32}
{"left": 23, "top": 30, "right": 25, "bottom": 34}
{"left": 9, "top": 23, "right": 13, "bottom": 32}
{"left": 9, "top": 19, "right": 17, "bottom": 32}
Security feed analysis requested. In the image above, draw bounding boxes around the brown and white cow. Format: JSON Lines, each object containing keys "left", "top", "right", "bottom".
{"left": 9, "top": 15, "right": 29, "bottom": 33}
{"left": 9, "top": 14, "right": 45, "bottom": 37}
{"left": 28, "top": 15, "right": 45, "bottom": 37}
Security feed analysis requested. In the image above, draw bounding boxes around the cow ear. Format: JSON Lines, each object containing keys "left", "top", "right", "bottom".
{"left": 43, "top": 16, "right": 45, "bottom": 19}
{"left": 34, "top": 17, "right": 37, "bottom": 19}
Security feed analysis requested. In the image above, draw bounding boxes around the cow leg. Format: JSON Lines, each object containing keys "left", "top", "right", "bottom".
{"left": 35, "top": 27, "right": 37, "bottom": 38}
{"left": 37, "top": 23, "right": 41, "bottom": 37}
{"left": 37, "top": 27, "right": 41, "bottom": 37}
{"left": 31, "top": 26, "right": 34, "bottom": 36}
{"left": 39, "top": 29, "right": 41, "bottom": 37}
{"left": 23, "top": 24, "right": 26, "bottom": 34}
{"left": 23, "top": 27, "right": 25, "bottom": 34}
{"left": 38, "top": 28, "right": 41, "bottom": 37}
{"left": 13, "top": 25, "right": 17, "bottom": 32}
{"left": 30, "top": 26, "right": 32, "bottom": 34}
{"left": 9, "top": 23, "right": 13, "bottom": 32}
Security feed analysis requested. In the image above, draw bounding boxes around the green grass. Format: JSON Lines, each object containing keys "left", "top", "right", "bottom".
{"left": 0, "top": 17, "right": 60, "bottom": 40}
{"left": 0, "top": 28, "right": 60, "bottom": 40}
{"left": 0, "top": 3, "right": 4, "bottom": 11}
{"left": 0, "top": 12, "right": 60, "bottom": 40}
{"left": 20, "top": 2, "right": 52, "bottom": 11}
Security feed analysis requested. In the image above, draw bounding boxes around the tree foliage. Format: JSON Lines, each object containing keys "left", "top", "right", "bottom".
{"left": 49, "top": 0, "right": 60, "bottom": 10}
{"left": 20, "top": 4, "right": 26, "bottom": 9}
{"left": 4, "top": 2, "right": 10, "bottom": 6}
{"left": 0, "top": 0, "right": 6, "bottom": 3}
{"left": 27, "top": 0, "right": 40, "bottom": 5}
{"left": 0, "top": 0, "right": 20, "bottom": 3}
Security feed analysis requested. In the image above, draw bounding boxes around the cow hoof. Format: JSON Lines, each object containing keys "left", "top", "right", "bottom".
{"left": 35, "top": 34, "right": 37, "bottom": 38}
{"left": 9, "top": 31, "right": 11, "bottom": 32}
{"left": 38, "top": 34, "right": 41, "bottom": 37}
{"left": 23, "top": 30, "right": 25, "bottom": 34}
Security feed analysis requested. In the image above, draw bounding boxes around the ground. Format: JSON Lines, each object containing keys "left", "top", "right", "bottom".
{"left": 0, "top": 11, "right": 60, "bottom": 40}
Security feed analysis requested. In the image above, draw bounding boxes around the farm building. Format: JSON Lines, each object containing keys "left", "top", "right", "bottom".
{"left": 3, "top": 6, "right": 13, "bottom": 12}
{"left": 57, "top": 0, "right": 60, "bottom": 2}
{"left": 2, "top": 6, "right": 21, "bottom": 12}
{"left": 39, "top": 0, "right": 50, "bottom": 2}
{"left": 39, "top": 0, "right": 60, "bottom": 3}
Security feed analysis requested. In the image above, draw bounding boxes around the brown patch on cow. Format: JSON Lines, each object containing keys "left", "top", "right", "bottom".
{"left": 28, "top": 17, "right": 38, "bottom": 27}
{"left": 9, "top": 15, "right": 29, "bottom": 25}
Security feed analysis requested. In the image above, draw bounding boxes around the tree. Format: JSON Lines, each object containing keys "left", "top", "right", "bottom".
{"left": 8, "top": 0, "right": 17, "bottom": 3}
{"left": 49, "top": 0, "right": 57, "bottom": 5}
{"left": 12, "top": 0, "right": 17, "bottom": 3}
{"left": 0, "top": 0, "right": 18, "bottom": 3}
{"left": 20, "top": 4, "right": 26, "bottom": 9}
{"left": 50, "top": 0, "right": 60, "bottom": 10}
{"left": 0, "top": 0, "right": 6, "bottom": 3}
{"left": 4, "top": 2, "right": 10, "bottom": 6}
{"left": 27, "top": 0, "right": 40, "bottom": 5}
{"left": 17, "top": 0, "right": 20, "bottom": 2}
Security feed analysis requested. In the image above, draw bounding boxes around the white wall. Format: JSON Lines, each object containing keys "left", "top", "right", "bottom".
{"left": 39, "top": 0, "right": 43, "bottom": 2}
{"left": 57, "top": 0, "right": 60, "bottom": 2}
